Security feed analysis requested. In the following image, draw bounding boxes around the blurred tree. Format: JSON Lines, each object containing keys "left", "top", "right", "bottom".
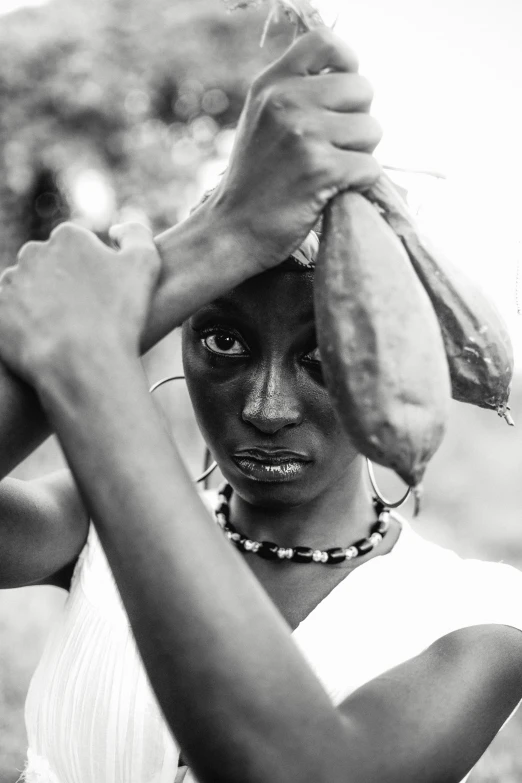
{"left": 0, "top": 0, "right": 292, "bottom": 268}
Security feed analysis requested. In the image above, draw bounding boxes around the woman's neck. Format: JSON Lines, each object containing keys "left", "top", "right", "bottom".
{"left": 228, "top": 457, "right": 377, "bottom": 551}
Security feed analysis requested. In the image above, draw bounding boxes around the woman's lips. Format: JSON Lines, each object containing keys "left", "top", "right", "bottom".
{"left": 232, "top": 451, "right": 311, "bottom": 482}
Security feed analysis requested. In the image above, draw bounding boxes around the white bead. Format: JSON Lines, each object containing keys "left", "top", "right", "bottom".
{"left": 312, "top": 550, "right": 323, "bottom": 562}
{"left": 277, "top": 548, "right": 287, "bottom": 559}
{"left": 286, "top": 548, "right": 294, "bottom": 559}
{"left": 345, "top": 546, "right": 358, "bottom": 560}
{"left": 244, "top": 540, "right": 254, "bottom": 551}
{"left": 226, "top": 530, "right": 234, "bottom": 539}
{"left": 370, "top": 532, "right": 383, "bottom": 546}
{"left": 379, "top": 511, "right": 391, "bottom": 524}
{"left": 252, "top": 542, "right": 260, "bottom": 553}
{"left": 231, "top": 533, "right": 241, "bottom": 542}
{"left": 320, "top": 552, "right": 328, "bottom": 563}
{"left": 216, "top": 513, "right": 227, "bottom": 528}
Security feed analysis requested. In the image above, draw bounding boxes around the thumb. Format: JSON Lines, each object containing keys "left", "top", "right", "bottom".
{"left": 109, "top": 222, "right": 162, "bottom": 289}
{"left": 109, "top": 222, "right": 154, "bottom": 251}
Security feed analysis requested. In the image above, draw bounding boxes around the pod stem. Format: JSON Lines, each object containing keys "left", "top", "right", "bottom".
{"left": 412, "top": 485, "right": 423, "bottom": 518}
{"left": 498, "top": 404, "right": 515, "bottom": 426}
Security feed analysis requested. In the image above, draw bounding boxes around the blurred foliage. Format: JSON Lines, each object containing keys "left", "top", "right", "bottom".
{"left": 0, "top": 0, "right": 295, "bottom": 266}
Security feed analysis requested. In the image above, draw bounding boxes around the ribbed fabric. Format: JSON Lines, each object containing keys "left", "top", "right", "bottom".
{"left": 23, "top": 498, "right": 522, "bottom": 783}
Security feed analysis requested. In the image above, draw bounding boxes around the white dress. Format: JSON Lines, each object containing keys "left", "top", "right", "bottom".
{"left": 22, "top": 503, "right": 522, "bottom": 783}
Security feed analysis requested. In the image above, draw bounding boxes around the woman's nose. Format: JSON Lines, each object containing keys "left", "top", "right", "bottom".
{"left": 241, "top": 365, "right": 303, "bottom": 434}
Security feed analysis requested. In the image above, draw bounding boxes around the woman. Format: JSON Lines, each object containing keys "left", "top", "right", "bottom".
{"left": 1, "top": 29, "right": 522, "bottom": 783}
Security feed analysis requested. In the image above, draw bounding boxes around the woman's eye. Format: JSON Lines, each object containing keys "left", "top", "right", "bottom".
{"left": 304, "top": 346, "right": 322, "bottom": 363}
{"left": 202, "top": 331, "right": 247, "bottom": 356}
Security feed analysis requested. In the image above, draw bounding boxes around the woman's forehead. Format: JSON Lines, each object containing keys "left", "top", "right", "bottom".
{"left": 196, "top": 265, "right": 316, "bottom": 327}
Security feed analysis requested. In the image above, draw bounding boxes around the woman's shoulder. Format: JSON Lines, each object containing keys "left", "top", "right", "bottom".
{"left": 391, "top": 516, "right": 522, "bottom": 634}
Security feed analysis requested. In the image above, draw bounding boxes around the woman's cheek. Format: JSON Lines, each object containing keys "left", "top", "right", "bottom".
{"left": 184, "top": 365, "right": 241, "bottom": 444}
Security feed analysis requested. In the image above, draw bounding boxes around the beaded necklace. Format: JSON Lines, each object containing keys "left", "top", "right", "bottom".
{"left": 214, "top": 482, "right": 391, "bottom": 565}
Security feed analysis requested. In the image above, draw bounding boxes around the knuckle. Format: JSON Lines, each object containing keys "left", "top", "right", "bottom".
{"left": 353, "top": 74, "right": 375, "bottom": 106}
{"left": 49, "top": 221, "right": 78, "bottom": 243}
{"left": 310, "top": 28, "right": 358, "bottom": 69}
{"left": 287, "top": 116, "right": 309, "bottom": 142}
{"left": 369, "top": 116, "right": 383, "bottom": 147}
{"left": 17, "top": 241, "right": 41, "bottom": 266}
{"left": 264, "top": 82, "right": 297, "bottom": 115}
{"left": 361, "top": 115, "right": 383, "bottom": 148}
{"left": 0, "top": 266, "right": 15, "bottom": 286}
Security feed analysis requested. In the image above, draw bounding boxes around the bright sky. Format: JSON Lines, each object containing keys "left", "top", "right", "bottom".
{"left": 331, "top": 0, "right": 522, "bottom": 367}
{"left": 0, "top": 0, "right": 48, "bottom": 14}
{"left": 3, "top": 0, "right": 522, "bottom": 367}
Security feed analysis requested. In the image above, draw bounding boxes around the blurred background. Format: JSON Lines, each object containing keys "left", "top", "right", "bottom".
{"left": 0, "top": 0, "right": 521, "bottom": 781}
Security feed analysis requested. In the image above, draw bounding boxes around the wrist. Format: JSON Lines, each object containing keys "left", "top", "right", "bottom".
{"left": 34, "top": 333, "right": 139, "bottom": 412}
{"left": 200, "top": 186, "right": 275, "bottom": 274}
{"left": 148, "top": 195, "right": 270, "bottom": 345}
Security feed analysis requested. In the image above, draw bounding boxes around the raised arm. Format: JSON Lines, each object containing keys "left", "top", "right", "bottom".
{"left": 0, "top": 28, "right": 380, "bottom": 479}
{"left": 1, "top": 187, "right": 522, "bottom": 783}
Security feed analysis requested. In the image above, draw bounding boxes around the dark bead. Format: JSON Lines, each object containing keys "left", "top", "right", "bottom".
{"left": 355, "top": 538, "right": 374, "bottom": 556}
{"left": 292, "top": 546, "right": 314, "bottom": 563}
{"left": 326, "top": 547, "right": 346, "bottom": 564}
{"left": 221, "top": 483, "right": 233, "bottom": 501}
{"left": 257, "top": 541, "right": 279, "bottom": 560}
{"left": 215, "top": 501, "right": 229, "bottom": 517}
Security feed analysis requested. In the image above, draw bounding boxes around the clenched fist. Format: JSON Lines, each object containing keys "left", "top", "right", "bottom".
{"left": 207, "top": 28, "right": 382, "bottom": 270}
{"left": 0, "top": 223, "right": 161, "bottom": 389}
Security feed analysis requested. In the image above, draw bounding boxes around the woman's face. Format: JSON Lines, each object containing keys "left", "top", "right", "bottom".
{"left": 182, "top": 266, "right": 359, "bottom": 508}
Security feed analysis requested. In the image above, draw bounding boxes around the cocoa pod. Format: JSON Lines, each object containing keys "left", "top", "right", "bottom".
{"left": 367, "top": 175, "right": 514, "bottom": 422}
{"left": 314, "top": 191, "right": 451, "bottom": 488}
{"left": 237, "top": 0, "right": 515, "bottom": 421}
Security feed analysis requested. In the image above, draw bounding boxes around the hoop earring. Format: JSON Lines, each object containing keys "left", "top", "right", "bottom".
{"left": 149, "top": 375, "right": 218, "bottom": 485}
{"left": 366, "top": 458, "right": 411, "bottom": 510}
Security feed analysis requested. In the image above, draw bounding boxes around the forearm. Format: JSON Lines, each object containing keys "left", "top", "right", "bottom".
{"left": 37, "top": 348, "right": 353, "bottom": 783}
{"left": 0, "top": 199, "right": 262, "bottom": 478}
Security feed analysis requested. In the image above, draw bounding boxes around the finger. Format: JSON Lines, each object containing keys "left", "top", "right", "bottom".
{"left": 49, "top": 221, "right": 92, "bottom": 242}
{"left": 303, "top": 73, "right": 374, "bottom": 112}
{"left": 323, "top": 113, "right": 383, "bottom": 154}
{"left": 109, "top": 222, "right": 154, "bottom": 251}
{"left": 326, "top": 150, "right": 382, "bottom": 192}
{"left": 277, "top": 29, "right": 359, "bottom": 76}
{"left": 110, "top": 223, "right": 162, "bottom": 288}
{"left": 17, "top": 241, "right": 45, "bottom": 265}
{"left": 0, "top": 266, "right": 15, "bottom": 289}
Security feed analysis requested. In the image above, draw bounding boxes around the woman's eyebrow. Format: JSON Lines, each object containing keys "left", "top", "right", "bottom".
{"left": 199, "top": 298, "right": 246, "bottom": 317}
{"left": 195, "top": 299, "right": 317, "bottom": 330}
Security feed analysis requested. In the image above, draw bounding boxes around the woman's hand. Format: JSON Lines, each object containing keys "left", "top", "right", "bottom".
{"left": 207, "top": 28, "right": 382, "bottom": 270}
{"left": 0, "top": 29, "right": 380, "bottom": 478}
{"left": 0, "top": 222, "right": 160, "bottom": 389}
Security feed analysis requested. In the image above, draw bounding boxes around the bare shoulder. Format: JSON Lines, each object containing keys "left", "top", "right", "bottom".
{"left": 339, "top": 624, "right": 522, "bottom": 783}
{"left": 0, "top": 468, "right": 89, "bottom": 589}
{"left": 428, "top": 623, "right": 522, "bottom": 697}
